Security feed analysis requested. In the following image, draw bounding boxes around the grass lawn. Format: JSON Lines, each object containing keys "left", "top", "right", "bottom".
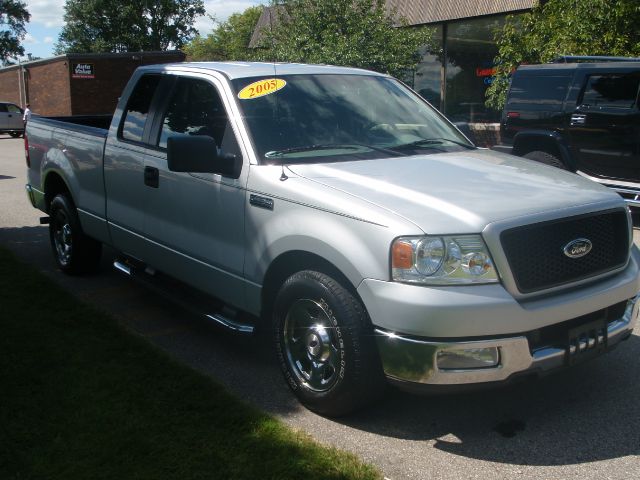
{"left": 0, "top": 247, "right": 381, "bottom": 480}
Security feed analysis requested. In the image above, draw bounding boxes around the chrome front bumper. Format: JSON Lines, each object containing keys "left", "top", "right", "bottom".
{"left": 375, "top": 295, "right": 639, "bottom": 387}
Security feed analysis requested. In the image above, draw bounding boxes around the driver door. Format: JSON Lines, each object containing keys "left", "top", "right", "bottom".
{"left": 140, "top": 74, "right": 249, "bottom": 309}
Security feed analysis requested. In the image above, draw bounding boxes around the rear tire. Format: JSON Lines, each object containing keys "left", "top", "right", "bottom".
{"left": 523, "top": 150, "right": 567, "bottom": 169}
{"left": 273, "top": 270, "right": 385, "bottom": 416}
{"left": 49, "top": 194, "right": 102, "bottom": 274}
{"left": 9, "top": 132, "right": 22, "bottom": 138}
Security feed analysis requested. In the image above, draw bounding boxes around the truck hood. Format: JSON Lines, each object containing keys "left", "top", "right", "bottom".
{"left": 286, "top": 149, "right": 621, "bottom": 234}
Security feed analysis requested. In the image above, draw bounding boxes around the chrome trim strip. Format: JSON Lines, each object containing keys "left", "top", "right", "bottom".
{"left": 576, "top": 170, "right": 640, "bottom": 190}
{"left": 77, "top": 208, "right": 107, "bottom": 223}
{"left": 375, "top": 295, "right": 638, "bottom": 386}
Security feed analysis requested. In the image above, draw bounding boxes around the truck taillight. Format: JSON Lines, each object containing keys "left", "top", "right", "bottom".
{"left": 24, "top": 133, "right": 30, "bottom": 168}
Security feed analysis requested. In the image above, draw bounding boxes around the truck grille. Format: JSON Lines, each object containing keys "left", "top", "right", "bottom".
{"left": 501, "top": 210, "right": 629, "bottom": 293}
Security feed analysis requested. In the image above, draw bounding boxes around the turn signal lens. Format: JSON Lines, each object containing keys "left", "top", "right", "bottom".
{"left": 392, "top": 240, "right": 413, "bottom": 269}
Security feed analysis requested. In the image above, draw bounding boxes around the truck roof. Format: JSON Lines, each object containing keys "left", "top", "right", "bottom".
{"left": 138, "top": 61, "right": 387, "bottom": 80}
{"left": 517, "top": 61, "right": 640, "bottom": 72}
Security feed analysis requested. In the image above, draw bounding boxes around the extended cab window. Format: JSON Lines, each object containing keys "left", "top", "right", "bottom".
{"left": 581, "top": 73, "right": 640, "bottom": 109}
{"left": 158, "top": 77, "right": 237, "bottom": 154}
{"left": 0, "top": 104, "right": 7, "bottom": 113}
{"left": 120, "top": 74, "right": 161, "bottom": 143}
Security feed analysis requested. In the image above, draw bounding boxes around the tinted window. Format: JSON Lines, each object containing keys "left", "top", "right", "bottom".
{"left": 507, "top": 75, "right": 571, "bottom": 106}
{"left": 0, "top": 104, "right": 7, "bottom": 113}
{"left": 7, "top": 104, "right": 21, "bottom": 113}
{"left": 158, "top": 78, "right": 235, "bottom": 152}
{"left": 121, "top": 75, "right": 161, "bottom": 143}
{"left": 581, "top": 73, "right": 640, "bottom": 108}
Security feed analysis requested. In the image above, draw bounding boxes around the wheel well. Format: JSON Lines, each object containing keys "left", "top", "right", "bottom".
{"left": 261, "top": 251, "right": 360, "bottom": 323}
{"left": 44, "top": 172, "right": 73, "bottom": 212}
{"left": 513, "top": 136, "right": 562, "bottom": 160}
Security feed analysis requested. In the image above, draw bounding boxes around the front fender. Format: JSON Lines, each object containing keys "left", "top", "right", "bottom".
{"left": 245, "top": 203, "right": 400, "bottom": 289}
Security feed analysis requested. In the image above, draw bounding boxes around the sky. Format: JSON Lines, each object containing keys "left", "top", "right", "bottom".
{"left": 21, "top": 0, "right": 266, "bottom": 60}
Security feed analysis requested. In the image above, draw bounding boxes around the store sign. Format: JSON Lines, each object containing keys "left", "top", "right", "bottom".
{"left": 475, "top": 67, "right": 497, "bottom": 78}
{"left": 72, "top": 63, "right": 95, "bottom": 79}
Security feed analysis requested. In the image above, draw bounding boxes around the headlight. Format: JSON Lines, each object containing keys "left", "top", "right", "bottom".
{"left": 391, "top": 235, "right": 499, "bottom": 285}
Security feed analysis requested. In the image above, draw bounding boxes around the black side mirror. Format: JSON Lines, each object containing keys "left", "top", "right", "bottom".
{"left": 167, "top": 135, "right": 241, "bottom": 178}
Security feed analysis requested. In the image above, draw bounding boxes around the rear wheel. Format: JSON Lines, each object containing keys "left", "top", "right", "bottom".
{"left": 49, "top": 194, "right": 102, "bottom": 274}
{"left": 273, "top": 270, "right": 385, "bottom": 416}
{"left": 9, "top": 131, "right": 22, "bottom": 138}
{"left": 523, "top": 150, "right": 567, "bottom": 169}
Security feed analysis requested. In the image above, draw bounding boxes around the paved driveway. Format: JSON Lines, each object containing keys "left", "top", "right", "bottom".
{"left": 1, "top": 134, "right": 639, "bottom": 479}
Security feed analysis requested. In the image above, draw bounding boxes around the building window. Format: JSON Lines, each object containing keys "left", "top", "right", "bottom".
{"left": 444, "top": 16, "right": 505, "bottom": 123}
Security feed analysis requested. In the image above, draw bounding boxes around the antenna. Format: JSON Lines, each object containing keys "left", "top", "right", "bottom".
{"left": 280, "top": 164, "right": 288, "bottom": 181}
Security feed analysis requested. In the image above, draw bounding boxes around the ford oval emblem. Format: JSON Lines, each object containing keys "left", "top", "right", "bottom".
{"left": 563, "top": 238, "right": 592, "bottom": 259}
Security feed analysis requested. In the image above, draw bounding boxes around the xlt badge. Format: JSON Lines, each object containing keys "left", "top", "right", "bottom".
{"left": 563, "top": 238, "right": 592, "bottom": 259}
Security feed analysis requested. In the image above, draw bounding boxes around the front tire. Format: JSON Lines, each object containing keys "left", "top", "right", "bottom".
{"left": 49, "top": 194, "right": 102, "bottom": 274}
{"left": 273, "top": 270, "right": 384, "bottom": 416}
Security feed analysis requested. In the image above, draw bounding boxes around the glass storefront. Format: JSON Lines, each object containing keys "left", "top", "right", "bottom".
{"left": 409, "top": 15, "right": 509, "bottom": 123}
{"left": 412, "top": 25, "right": 443, "bottom": 110}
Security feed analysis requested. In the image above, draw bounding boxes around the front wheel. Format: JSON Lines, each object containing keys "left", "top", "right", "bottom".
{"left": 49, "top": 194, "right": 102, "bottom": 274}
{"left": 273, "top": 270, "right": 385, "bottom": 416}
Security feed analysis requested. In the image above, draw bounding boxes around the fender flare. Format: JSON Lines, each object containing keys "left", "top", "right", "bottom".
{"left": 512, "top": 130, "right": 576, "bottom": 171}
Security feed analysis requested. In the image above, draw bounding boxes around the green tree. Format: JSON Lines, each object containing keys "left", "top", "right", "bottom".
{"left": 184, "top": 6, "right": 262, "bottom": 61}
{"left": 486, "top": 0, "right": 640, "bottom": 110}
{"left": 257, "top": 0, "right": 433, "bottom": 79}
{"left": 55, "top": 0, "right": 205, "bottom": 54}
{"left": 0, "top": 0, "right": 30, "bottom": 64}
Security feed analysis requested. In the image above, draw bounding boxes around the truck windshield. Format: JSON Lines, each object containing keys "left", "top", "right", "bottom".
{"left": 231, "top": 74, "right": 473, "bottom": 164}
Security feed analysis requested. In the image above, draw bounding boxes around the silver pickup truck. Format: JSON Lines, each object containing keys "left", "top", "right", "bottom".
{"left": 25, "top": 62, "right": 640, "bottom": 416}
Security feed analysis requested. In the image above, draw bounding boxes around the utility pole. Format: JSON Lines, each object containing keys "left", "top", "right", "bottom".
{"left": 17, "top": 57, "right": 24, "bottom": 108}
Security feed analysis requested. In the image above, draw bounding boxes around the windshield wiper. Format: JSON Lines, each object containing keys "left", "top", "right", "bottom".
{"left": 390, "top": 137, "right": 475, "bottom": 152}
{"left": 265, "top": 143, "right": 403, "bottom": 159}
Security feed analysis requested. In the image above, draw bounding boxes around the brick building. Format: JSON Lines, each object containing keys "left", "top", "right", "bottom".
{"left": 0, "top": 51, "right": 185, "bottom": 116}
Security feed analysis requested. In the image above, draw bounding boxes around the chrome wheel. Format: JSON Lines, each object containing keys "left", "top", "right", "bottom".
{"left": 283, "top": 298, "right": 341, "bottom": 392}
{"left": 52, "top": 210, "right": 72, "bottom": 267}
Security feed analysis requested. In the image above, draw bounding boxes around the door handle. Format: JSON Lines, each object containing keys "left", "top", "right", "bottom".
{"left": 570, "top": 113, "right": 586, "bottom": 126}
{"left": 144, "top": 166, "right": 159, "bottom": 188}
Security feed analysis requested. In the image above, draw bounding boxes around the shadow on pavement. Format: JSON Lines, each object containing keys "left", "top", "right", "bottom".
{"left": 1, "top": 224, "right": 639, "bottom": 467}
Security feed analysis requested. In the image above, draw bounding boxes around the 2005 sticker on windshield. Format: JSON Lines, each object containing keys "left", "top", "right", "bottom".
{"left": 238, "top": 78, "right": 287, "bottom": 100}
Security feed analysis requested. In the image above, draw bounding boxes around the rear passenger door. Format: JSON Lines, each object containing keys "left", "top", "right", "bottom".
{"left": 140, "top": 73, "right": 249, "bottom": 309}
{"left": 104, "top": 73, "right": 167, "bottom": 259}
{"left": 568, "top": 70, "right": 640, "bottom": 182}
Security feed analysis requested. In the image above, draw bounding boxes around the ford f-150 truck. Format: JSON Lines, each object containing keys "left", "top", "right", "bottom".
{"left": 25, "top": 62, "right": 640, "bottom": 416}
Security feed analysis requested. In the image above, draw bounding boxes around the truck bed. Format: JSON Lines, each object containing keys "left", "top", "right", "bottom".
{"left": 31, "top": 114, "right": 112, "bottom": 137}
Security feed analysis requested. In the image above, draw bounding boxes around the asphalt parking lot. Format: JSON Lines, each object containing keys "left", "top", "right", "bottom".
{"left": 1, "top": 134, "right": 639, "bottom": 479}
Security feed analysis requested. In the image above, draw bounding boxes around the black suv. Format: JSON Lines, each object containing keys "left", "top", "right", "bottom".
{"left": 498, "top": 57, "right": 640, "bottom": 208}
